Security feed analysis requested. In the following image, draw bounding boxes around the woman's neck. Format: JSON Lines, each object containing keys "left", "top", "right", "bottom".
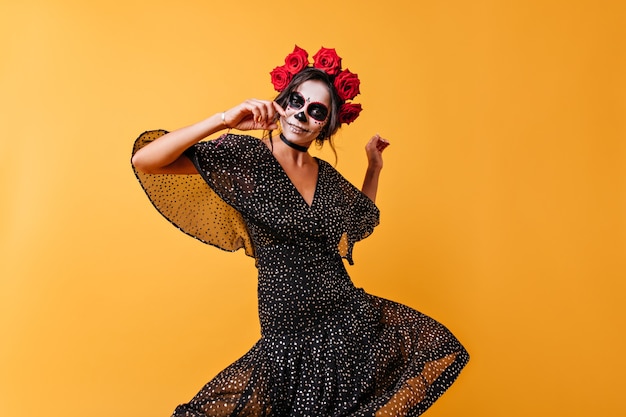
{"left": 264, "top": 136, "right": 314, "bottom": 167}
{"left": 279, "top": 133, "right": 310, "bottom": 153}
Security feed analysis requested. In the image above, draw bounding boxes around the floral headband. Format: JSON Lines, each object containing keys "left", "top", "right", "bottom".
{"left": 270, "top": 46, "right": 362, "bottom": 125}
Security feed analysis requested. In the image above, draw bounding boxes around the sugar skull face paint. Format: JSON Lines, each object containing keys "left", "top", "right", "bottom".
{"left": 280, "top": 79, "right": 332, "bottom": 142}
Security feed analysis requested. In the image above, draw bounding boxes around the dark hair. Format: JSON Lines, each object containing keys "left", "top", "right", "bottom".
{"left": 273, "top": 67, "right": 343, "bottom": 147}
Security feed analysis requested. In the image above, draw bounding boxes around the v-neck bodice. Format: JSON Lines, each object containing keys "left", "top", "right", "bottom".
{"left": 259, "top": 141, "right": 320, "bottom": 208}
{"left": 133, "top": 132, "right": 380, "bottom": 265}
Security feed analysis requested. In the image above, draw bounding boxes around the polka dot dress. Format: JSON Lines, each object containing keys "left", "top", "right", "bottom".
{"left": 132, "top": 131, "right": 469, "bottom": 416}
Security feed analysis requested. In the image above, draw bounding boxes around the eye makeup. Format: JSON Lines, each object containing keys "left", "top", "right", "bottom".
{"left": 288, "top": 91, "right": 329, "bottom": 122}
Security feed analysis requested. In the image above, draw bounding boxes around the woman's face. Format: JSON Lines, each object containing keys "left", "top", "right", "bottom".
{"left": 281, "top": 79, "right": 331, "bottom": 143}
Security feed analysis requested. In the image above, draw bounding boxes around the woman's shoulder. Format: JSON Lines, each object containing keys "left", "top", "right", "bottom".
{"left": 211, "top": 133, "right": 264, "bottom": 147}
{"left": 195, "top": 133, "right": 267, "bottom": 157}
{"left": 316, "top": 158, "right": 345, "bottom": 181}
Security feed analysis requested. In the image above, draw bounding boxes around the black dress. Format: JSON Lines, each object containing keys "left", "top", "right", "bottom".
{"left": 132, "top": 131, "right": 469, "bottom": 417}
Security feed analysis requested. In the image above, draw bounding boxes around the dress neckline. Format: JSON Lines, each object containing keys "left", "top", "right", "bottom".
{"left": 258, "top": 138, "right": 321, "bottom": 208}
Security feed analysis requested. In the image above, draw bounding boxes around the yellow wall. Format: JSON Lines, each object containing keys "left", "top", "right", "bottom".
{"left": 1, "top": 0, "right": 625, "bottom": 416}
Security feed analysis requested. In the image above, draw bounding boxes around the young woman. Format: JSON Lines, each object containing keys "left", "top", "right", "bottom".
{"left": 131, "top": 46, "right": 468, "bottom": 416}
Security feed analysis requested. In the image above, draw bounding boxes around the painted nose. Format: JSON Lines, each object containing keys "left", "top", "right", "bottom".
{"left": 294, "top": 111, "right": 307, "bottom": 122}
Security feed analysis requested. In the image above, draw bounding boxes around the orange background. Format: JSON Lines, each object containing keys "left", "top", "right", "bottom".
{"left": 1, "top": 0, "right": 625, "bottom": 416}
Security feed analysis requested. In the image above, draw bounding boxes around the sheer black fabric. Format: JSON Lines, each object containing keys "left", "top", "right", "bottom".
{"left": 132, "top": 131, "right": 469, "bottom": 416}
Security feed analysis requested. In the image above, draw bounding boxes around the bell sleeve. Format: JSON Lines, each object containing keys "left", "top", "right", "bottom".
{"left": 335, "top": 172, "right": 381, "bottom": 265}
{"left": 131, "top": 130, "right": 255, "bottom": 257}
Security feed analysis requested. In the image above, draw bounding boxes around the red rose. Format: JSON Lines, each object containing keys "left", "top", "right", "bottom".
{"left": 338, "top": 103, "right": 362, "bottom": 124}
{"left": 270, "top": 65, "right": 292, "bottom": 91}
{"left": 333, "top": 69, "right": 361, "bottom": 101}
{"left": 284, "top": 45, "right": 309, "bottom": 74}
{"left": 312, "top": 47, "right": 342, "bottom": 75}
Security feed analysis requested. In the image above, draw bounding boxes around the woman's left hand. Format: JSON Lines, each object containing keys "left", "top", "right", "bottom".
{"left": 365, "top": 134, "right": 390, "bottom": 170}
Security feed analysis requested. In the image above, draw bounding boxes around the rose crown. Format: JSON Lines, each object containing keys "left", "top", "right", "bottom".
{"left": 270, "top": 46, "right": 362, "bottom": 125}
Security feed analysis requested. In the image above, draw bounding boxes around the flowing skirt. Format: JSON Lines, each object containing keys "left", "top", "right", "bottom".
{"left": 171, "top": 290, "right": 469, "bottom": 417}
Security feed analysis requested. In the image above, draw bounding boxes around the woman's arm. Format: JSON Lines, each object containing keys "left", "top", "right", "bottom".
{"left": 361, "top": 134, "right": 390, "bottom": 203}
{"left": 131, "top": 99, "right": 285, "bottom": 175}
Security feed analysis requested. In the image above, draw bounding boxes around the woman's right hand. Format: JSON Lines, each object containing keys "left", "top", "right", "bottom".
{"left": 223, "top": 99, "right": 286, "bottom": 131}
{"left": 132, "top": 99, "right": 287, "bottom": 175}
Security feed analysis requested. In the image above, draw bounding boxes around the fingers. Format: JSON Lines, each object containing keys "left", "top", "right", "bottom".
{"left": 230, "top": 99, "right": 283, "bottom": 130}
{"left": 272, "top": 100, "right": 287, "bottom": 118}
{"left": 243, "top": 99, "right": 268, "bottom": 123}
{"left": 376, "top": 137, "right": 390, "bottom": 152}
{"left": 367, "top": 134, "right": 390, "bottom": 153}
